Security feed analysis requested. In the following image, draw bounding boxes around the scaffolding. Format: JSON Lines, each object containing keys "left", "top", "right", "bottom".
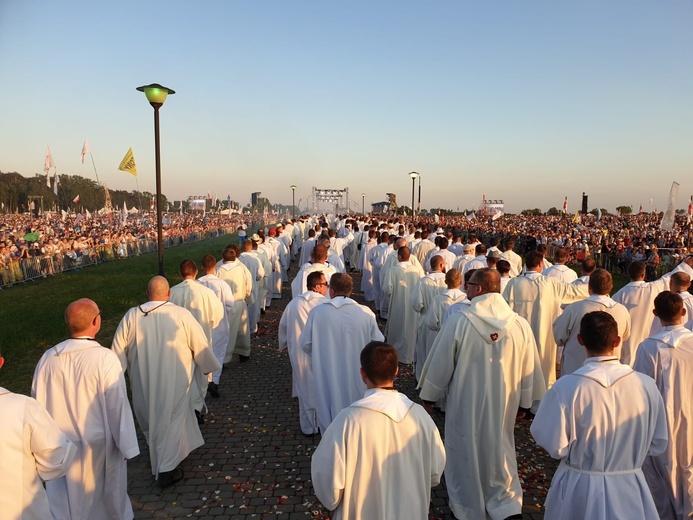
{"left": 311, "top": 187, "right": 350, "bottom": 214}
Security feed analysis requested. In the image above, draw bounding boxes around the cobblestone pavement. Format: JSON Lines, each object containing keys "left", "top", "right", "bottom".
{"left": 127, "top": 263, "right": 557, "bottom": 519}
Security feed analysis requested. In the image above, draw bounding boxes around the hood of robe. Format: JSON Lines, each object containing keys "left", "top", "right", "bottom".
{"left": 465, "top": 293, "right": 518, "bottom": 344}
{"left": 585, "top": 294, "right": 618, "bottom": 308}
{"left": 325, "top": 296, "right": 358, "bottom": 309}
{"left": 443, "top": 288, "right": 465, "bottom": 300}
{"left": 574, "top": 358, "right": 633, "bottom": 387}
{"left": 299, "top": 291, "right": 326, "bottom": 303}
{"left": 648, "top": 325, "right": 693, "bottom": 349}
{"left": 351, "top": 388, "right": 414, "bottom": 422}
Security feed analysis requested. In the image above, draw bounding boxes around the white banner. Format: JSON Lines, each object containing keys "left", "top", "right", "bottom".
{"left": 660, "top": 181, "right": 679, "bottom": 231}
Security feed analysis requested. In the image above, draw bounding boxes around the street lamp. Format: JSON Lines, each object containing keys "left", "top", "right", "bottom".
{"left": 290, "top": 185, "right": 297, "bottom": 219}
{"left": 408, "top": 171, "right": 419, "bottom": 216}
{"left": 362, "top": 193, "right": 366, "bottom": 215}
{"left": 136, "top": 82, "right": 175, "bottom": 276}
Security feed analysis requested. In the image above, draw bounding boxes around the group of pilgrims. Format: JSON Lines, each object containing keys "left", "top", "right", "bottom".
{"left": 2, "top": 213, "right": 692, "bottom": 520}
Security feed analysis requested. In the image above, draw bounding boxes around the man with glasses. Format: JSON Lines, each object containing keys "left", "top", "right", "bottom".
{"left": 279, "top": 271, "right": 329, "bottom": 435}
{"left": 33, "top": 298, "right": 139, "bottom": 519}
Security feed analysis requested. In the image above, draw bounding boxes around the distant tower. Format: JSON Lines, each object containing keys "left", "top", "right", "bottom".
{"left": 103, "top": 183, "right": 113, "bottom": 212}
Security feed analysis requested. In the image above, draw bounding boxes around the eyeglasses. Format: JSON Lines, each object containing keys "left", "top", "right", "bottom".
{"left": 466, "top": 282, "right": 480, "bottom": 287}
{"left": 315, "top": 282, "right": 330, "bottom": 287}
{"left": 92, "top": 311, "right": 101, "bottom": 323}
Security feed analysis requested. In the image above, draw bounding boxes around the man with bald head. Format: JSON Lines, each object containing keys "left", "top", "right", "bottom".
{"left": 33, "top": 298, "right": 139, "bottom": 518}
{"left": 112, "top": 276, "right": 221, "bottom": 487}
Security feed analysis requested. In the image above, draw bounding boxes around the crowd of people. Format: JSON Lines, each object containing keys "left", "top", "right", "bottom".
{"left": 1, "top": 211, "right": 692, "bottom": 520}
{"left": 0, "top": 211, "right": 266, "bottom": 286}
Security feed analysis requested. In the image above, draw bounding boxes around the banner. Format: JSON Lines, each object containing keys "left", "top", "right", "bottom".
{"left": 81, "top": 139, "right": 90, "bottom": 164}
{"left": 189, "top": 199, "right": 206, "bottom": 211}
{"left": 660, "top": 181, "right": 679, "bottom": 231}
{"left": 118, "top": 147, "right": 138, "bottom": 176}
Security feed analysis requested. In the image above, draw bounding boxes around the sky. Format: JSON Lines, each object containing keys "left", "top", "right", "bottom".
{"left": 1, "top": 0, "right": 692, "bottom": 213}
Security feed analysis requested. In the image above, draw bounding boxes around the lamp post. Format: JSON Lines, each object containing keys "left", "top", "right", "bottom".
{"left": 136, "top": 82, "right": 175, "bottom": 276}
{"left": 417, "top": 175, "right": 421, "bottom": 214}
{"left": 362, "top": 193, "right": 366, "bottom": 215}
{"left": 408, "top": 171, "right": 419, "bottom": 217}
{"left": 290, "top": 185, "right": 297, "bottom": 219}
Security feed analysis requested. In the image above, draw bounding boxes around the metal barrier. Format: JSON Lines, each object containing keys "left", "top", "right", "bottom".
{"left": 0, "top": 226, "right": 243, "bottom": 288}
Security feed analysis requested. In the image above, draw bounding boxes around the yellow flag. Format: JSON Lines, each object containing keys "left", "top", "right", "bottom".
{"left": 118, "top": 147, "right": 138, "bottom": 176}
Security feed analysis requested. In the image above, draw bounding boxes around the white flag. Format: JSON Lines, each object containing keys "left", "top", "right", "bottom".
{"left": 61, "top": 209, "right": 67, "bottom": 221}
{"left": 44, "top": 146, "right": 54, "bottom": 187}
{"left": 466, "top": 212, "right": 475, "bottom": 221}
{"left": 81, "top": 139, "right": 90, "bottom": 164}
{"left": 660, "top": 181, "right": 679, "bottom": 231}
{"left": 85, "top": 209, "right": 91, "bottom": 220}
{"left": 53, "top": 170, "right": 59, "bottom": 196}
{"left": 492, "top": 211, "right": 503, "bottom": 221}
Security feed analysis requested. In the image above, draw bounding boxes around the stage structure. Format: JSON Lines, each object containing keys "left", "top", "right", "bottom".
{"left": 480, "top": 195, "right": 504, "bottom": 216}
{"left": 312, "top": 187, "right": 350, "bottom": 214}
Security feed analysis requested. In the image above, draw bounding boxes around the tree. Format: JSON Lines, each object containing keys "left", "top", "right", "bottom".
{"left": 616, "top": 205, "right": 633, "bottom": 215}
{"left": 546, "top": 207, "right": 561, "bottom": 216}
{"left": 520, "top": 208, "right": 542, "bottom": 216}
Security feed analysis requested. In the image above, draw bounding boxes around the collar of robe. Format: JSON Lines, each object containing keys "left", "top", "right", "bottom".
{"left": 139, "top": 301, "right": 169, "bottom": 316}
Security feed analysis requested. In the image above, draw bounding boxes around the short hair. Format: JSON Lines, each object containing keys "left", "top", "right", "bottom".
{"left": 398, "top": 246, "right": 411, "bottom": 261}
{"left": 222, "top": 247, "right": 237, "bottom": 262}
{"left": 395, "top": 238, "right": 407, "bottom": 249}
{"left": 628, "top": 261, "right": 646, "bottom": 280}
{"left": 329, "top": 273, "right": 353, "bottom": 296}
{"left": 525, "top": 250, "right": 544, "bottom": 269}
{"left": 470, "top": 268, "right": 501, "bottom": 293}
{"left": 179, "top": 259, "right": 198, "bottom": 277}
{"left": 581, "top": 258, "right": 597, "bottom": 275}
{"left": 504, "top": 237, "right": 515, "bottom": 250}
{"left": 496, "top": 259, "right": 511, "bottom": 275}
{"left": 475, "top": 243, "right": 487, "bottom": 256}
{"left": 306, "top": 271, "right": 325, "bottom": 290}
{"left": 464, "top": 268, "right": 477, "bottom": 285}
{"left": 312, "top": 244, "right": 328, "bottom": 262}
{"left": 445, "top": 268, "right": 462, "bottom": 289}
{"left": 588, "top": 269, "right": 613, "bottom": 295}
{"left": 670, "top": 271, "right": 691, "bottom": 292}
{"left": 536, "top": 244, "right": 548, "bottom": 256}
{"left": 580, "top": 311, "right": 618, "bottom": 355}
{"left": 430, "top": 254, "right": 445, "bottom": 271}
{"left": 243, "top": 239, "right": 253, "bottom": 251}
{"left": 201, "top": 254, "right": 217, "bottom": 271}
{"left": 360, "top": 341, "right": 398, "bottom": 385}
{"left": 654, "top": 291, "right": 683, "bottom": 323}
{"left": 555, "top": 248, "right": 569, "bottom": 263}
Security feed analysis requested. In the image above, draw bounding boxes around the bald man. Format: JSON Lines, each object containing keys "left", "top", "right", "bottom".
{"left": 112, "top": 276, "right": 221, "bottom": 487}
{"left": 33, "top": 298, "right": 139, "bottom": 518}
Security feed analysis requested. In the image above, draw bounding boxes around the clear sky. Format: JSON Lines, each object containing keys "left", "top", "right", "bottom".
{"left": 1, "top": 1, "right": 692, "bottom": 213}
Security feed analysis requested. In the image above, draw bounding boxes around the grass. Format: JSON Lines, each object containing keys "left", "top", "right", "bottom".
{"left": 0, "top": 232, "right": 243, "bottom": 395}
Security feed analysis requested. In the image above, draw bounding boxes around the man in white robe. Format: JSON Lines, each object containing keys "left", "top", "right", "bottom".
{"left": 111, "top": 276, "right": 221, "bottom": 486}
{"left": 170, "top": 259, "right": 225, "bottom": 415}
{"left": 299, "top": 229, "right": 317, "bottom": 266}
{"left": 503, "top": 250, "right": 588, "bottom": 393}
{"left": 462, "top": 243, "right": 488, "bottom": 277}
{"left": 216, "top": 246, "right": 253, "bottom": 362}
{"left": 266, "top": 228, "right": 288, "bottom": 298}
{"left": 276, "top": 224, "right": 292, "bottom": 281}
{"left": 424, "top": 236, "right": 455, "bottom": 273}
{"left": 542, "top": 248, "right": 578, "bottom": 283}
{"left": 500, "top": 237, "right": 523, "bottom": 278}
{"left": 33, "top": 298, "right": 139, "bottom": 519}
{"left": 358, "top": 229, "right": 378, "bottom": 301}
{"left": 612, "top": 257, "right": 693, "bottom": 365}
{"left": 278, "top": 271, "right": 329, "bottom": 435}
{"left": 368, "top": 232, "right": 390, "bottom": 316}
{"left": 553, "top": 269, "right": 631, "bottom": 376}
{"left": 412, "top": 234, "right": 435, "bottom": 266}
{"left": 634, "top": 292, "right": 693, "bottom": 519}
{"left": 291, "top": 244, "right": 337, "bottom": 298}
{"left": 300, "top": 273, "right": 384, "bottom": 433}
{"left": 0, "top": 354, "right": 76, "bottom": 520}
{"left": 532, "top": 311, "right": 668, "bottom": 520}
{"left": 420, "top": 268, "right": 545, "bottom": 520}
{"left": 238, "top": 240, "right": 265, "bottom": 334}
{"left": 452, "top": 243, "right": 475, "bottom": 273}
{"left": 312, "top": 342, "right": 446, "bottom": 520}
{"left": 649, "top": 271, "right": 693, "bottom": 336}
{"left": 411, "top": 254, "right": 447, "bottom": 378}
{"left": 197, "top": 254, "right": 234, "bottom": 396}
{"left": 379, "top": 237, "right": 423, "bottom": 320}
{"left": 384, "top": 246, "right": 424, "bottom": 364}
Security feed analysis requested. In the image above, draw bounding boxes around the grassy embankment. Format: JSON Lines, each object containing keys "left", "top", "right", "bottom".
{"left": 0, "top": 233, "right": 241, "bottom": 395}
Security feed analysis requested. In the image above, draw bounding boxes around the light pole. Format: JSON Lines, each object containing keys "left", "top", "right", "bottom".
{"left": 362, "top": 193, "right": 366, "bottom": 215}
{"left": 290, "top": 185, "right": 297, "bottom": 219}
{"left": 137, "top": 82, "right": 175, "bottom": 276}
{"left": 408, "top": 171, "right": 419, "bottom": 216}
{"left": 417, "top": 175, "right": 421, "bottom": 214}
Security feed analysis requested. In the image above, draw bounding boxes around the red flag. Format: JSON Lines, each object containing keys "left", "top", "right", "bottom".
{"left": 72, "top": 195, "right": 80, "bottom": 204}
{"left": 562, "top": 196, "right": 568, "bottom": 213}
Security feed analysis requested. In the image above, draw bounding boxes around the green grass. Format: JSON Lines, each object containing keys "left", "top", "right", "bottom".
{"left": 0, "top": 233, "right": 243, "bottom": 395}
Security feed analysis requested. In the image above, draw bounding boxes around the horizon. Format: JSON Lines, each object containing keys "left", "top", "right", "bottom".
{"left": 1, "top": 1, "right": 692, "bottom": 213}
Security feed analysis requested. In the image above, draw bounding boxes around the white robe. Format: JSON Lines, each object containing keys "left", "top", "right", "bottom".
{"left": 500, "top": 249, "right": 523, "bottom": 278}
{"left": 412, "top": 239, "right": 435, "bottom": 267}
{"left": 503, "top": 272, "right": 589, "bottom": 390}
{"left": 291, "top": 261, "right": 337, "bottom": 298}
{"left": 111, "top": 301, "right": 221, "bottom": 476}
{"left": 553, "top": 294, "right": 631, "bottom": 376}
{"left": 311, "top": 389, "right": 446, "bottom": 520}
{"left": 531, "top": 358, "right": 668, "bottom": 520}
{"left": 410, "top": 272, "right": 446, "bottom": 377}
{"left": 368, "top": 243, "right": 390, "bottom": 312}
{"left": 420, "top": 293, "right": 545, "bottom": 520}
{"left": 634, "top": 326, "right": 693, "bottom": 519}
{"left": 253, "top": 247, "right": 272, "bottom": 311}
{"left": 299, "top": 237, "right": 316, "bottom": 266}
{"left": 300, "top": 297, "right": 384, "bottom": 433}
{"left": 384, "top": 261, "right": 425, "bottom": 364}
{"left": 612, "top": 262, "right": 692, "bottom": 365}
{"left": 379, "top": 251, "right": 422, "bottom": 320}
{"left": 216, "top": 260, "right": 253, "bottom": 359}
{"left": 0, "top": 388, "right": 76, "bottom": 520}
{"left": 266, "top": 237, "right": 288, "bottom": 297}
{"left": 196, "top": 274, "right": 235, "bottom": 384}
{"left": 542, "top": 263, "right": 578, "bottom": 283}
{"left": 239, "top": 251, "right": 265, "bottom": 333}
{"left": 278, "top": 291, "right": 327, "bottom": 435}
{"left": 32, "top": 339, "right": 139, "bottom": 520}
{"left": 452, "top": 253, "right": 474, "bottom": 273}
{"left": 359, "top": 239, "right": 377, "bottom": 302}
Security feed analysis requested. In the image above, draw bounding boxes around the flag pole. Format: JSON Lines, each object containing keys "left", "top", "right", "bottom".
{"left": 89, "top": 152, "right": 101, "bottom": 185}
{"left": 135, "top": 177, "right": 143, "bottom": 212}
